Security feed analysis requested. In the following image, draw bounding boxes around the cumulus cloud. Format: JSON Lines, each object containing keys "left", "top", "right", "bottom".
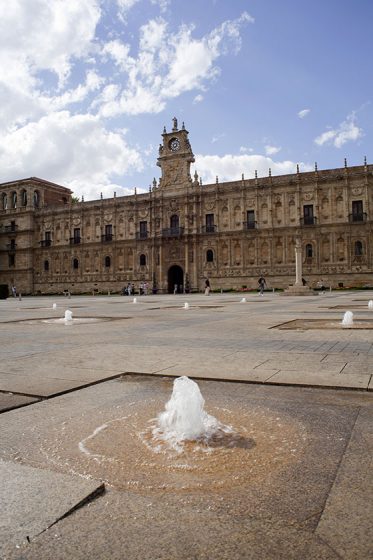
{"left": 265, "top": 145, "right": 281, "bottom": 156}
{"left": 0, "top": 111, "right": 143, "bottom": 200}
{"left": 298, "top": 109, "right": 310, "bottom": 119}
{"left": 192, "top": 154, "right": 312, "bottom": 184}
{"left": 314, "top": 113, "right": 363, "bottom": 148}
{"left": 193, "top": 94, "right": 204, "bottom": 104}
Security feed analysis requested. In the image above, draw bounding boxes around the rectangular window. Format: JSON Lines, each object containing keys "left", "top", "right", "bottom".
{"left": 205, "top": 214, "right": 215, "bottom": 233}
{"left": 352, "top": 200, "right": 363, "bottom": 215}
{"left": 247, "top": 210, "right": 255, "bottom": 229}
{"left": 139, "top": 221, "right": 147, "bottom": 239}
{"left": 303, "top": 205, "right": 314, "bottom": 225}
{"left": 9, "top": 254, "right": 15, "bottom": 267}
{"left": 45, "top": 231, "right": 51, "bottom": 241}
{"left": 105, "top": 224, "right": 112, "bottom": 235}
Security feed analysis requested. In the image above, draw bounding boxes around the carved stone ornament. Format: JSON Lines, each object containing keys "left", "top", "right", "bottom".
{"left": 205, "top": 200, "right": 215, "bottom": 211}
{"left": 169, "top": 199, "right": 179, "bottom": 211}
{"left": 351, "top": 186, "right": 363, "bottom": 196}
{"left": 72, "top": 217, "right": 81, "bottom": 226}
{"left": 303, "top": 192, "right": 313, "bottom": 201}
{"left": 139, "top": 208, "right": 149, "bottom": 218}
{"left": 104, "top": 213, "right": 112, "bottom": 222}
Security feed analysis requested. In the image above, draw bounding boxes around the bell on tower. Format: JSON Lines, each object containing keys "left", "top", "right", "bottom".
{"left": 156, "top": 118, "right": 195, "bottom": 190}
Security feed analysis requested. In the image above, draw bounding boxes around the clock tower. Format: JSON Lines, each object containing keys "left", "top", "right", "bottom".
{"left": 157, "top": 118, "right": 195, "bottom": 190}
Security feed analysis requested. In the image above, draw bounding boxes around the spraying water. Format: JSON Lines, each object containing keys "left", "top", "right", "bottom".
{"left": 133, "top": 297, "right": 137, "bottom": 304}
{"left": 64, "top": 309, "right": 73, "bottom": 323}
{"left": 53, "top": 303, "right": 57, "bottom": 310}
{"left": 183, "top": 302, "right": 189, "bottom": 309}
{"left": 368, "top": 300, "right": 373, "bottom": 310}
{"left": 341, "top": 311, "right": 354, "bottom": 326}
{"left": 240, "top": 297, "right": 247, "bottom": 303}
{"left": 153, "top": 376, "right": 230, "bottom": 451}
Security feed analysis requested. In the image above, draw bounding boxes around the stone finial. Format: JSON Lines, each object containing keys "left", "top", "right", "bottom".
{"left": 255, "top": 170, "right": 258, "bottom": 179}
{"left": 296, "top": 164, "right": 300, "bottom": 174}
{"left": 242, "top": 173, "right": 244, "bottom": 180}
{"left": 153, "top": 177, "right": 157, "bottom": 188}
{"left": 114, "top": 191, "right": 116, "bottom": 198}
{"left": 100, "top": 192, "right": 103, "bottom": 199}
{"left": 182, "top": 121, "right": 185, "bottom": 130}
{"left": 344, "top": 157, "right": 347, "bottom": 168}
{"left": 82, "top": 195, "right": 84, "bottom": 202}
{"left": 172, "top": 117, "right": 178, "bottom": 131}
{"left": 163, "top": 125, "right": 166, "bottom": 134}
{"left": 315, "top": 162, "right": 318, "bottom": 172}
{"left": 200, "top": 177, "right": 203, "bottom": 186}
{"left": 269, "top": 168, "right": 272, "bottom": 177}
{"left": 134, "top": 187, "right": 137, "bottom": 195}
{"left": 194, "top": 170, "right": 199, "bottom": 181}
{"left": 364, "top": 155, "right": 367, "bottom": 166}
{"left": 216, "top": 175, "right": 219, "bottom": 184}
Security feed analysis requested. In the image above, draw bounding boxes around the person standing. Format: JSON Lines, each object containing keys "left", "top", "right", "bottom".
{"left": 204, "top": 278, "right": 211, "bottom": 295}
{"left": 11, "top": 285, "right": 16, "bottom": 297}
{"left": 258, "top": 276, "right": 266, "bottom": 296}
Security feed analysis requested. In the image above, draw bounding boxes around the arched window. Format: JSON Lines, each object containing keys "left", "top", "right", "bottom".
{"left": 11, "top": 192, "right": 17, "bottom": 208}
{"left": 73, "top": 258, "right": 79, "bottom": 269}
{"left": 354, "top": 241, "right": 363, "bottom": 256}
{"left": 21, "top": 190, "right": 27, "bottom": 206}
{"left": 170, "top": 214, "right": 179, "bottom": 229}
{"left": 105, "top": 256, "right": 111, "bottom": 268}
{"left": 2, "top": 193, "right": 7, "bottom": 210}
{"left": 139, "top": 253, "right": 146, "bottom": 266}
{"left": 206, "top": 249, "right": 214, "bottom": 262}
{"left": 33, "top": 191, "right": 40, "bottom": 208}
{"left": 306, "top": 244, "right": 313, "bottom": 258}
{"left": 44, "top": 260, "right": 49, "bottom": 271}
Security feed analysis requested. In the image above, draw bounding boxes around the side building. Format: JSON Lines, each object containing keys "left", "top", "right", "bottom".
{"left": 0, "top": 120, "right": 372, "bottom": 294}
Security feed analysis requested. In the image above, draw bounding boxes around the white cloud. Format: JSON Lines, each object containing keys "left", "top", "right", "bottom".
{"left": 193, "top": 154, "right": 312, "bottom": 184}
{"left": 239, "top": 146, "right": 254, "bottom": 153}
{"left": 314, "top": 113, "right": 363, "bottom": 148}
{"left": 0, "top": 111, "right": 143, "bottom": 200}
{"left": 97, "top": 12, "right": 253, "bottom": 117}
{"left": 265, "top": 145, "right": 281, "bottom": 156}
{"left": 193, "top": 94, "right": 204, "bottom": 104}
{"left": 298, "top": 109, "right": 310, "bottom": 119}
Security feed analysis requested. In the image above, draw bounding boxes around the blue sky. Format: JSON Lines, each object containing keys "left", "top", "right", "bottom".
{"left": 0, "top": 0, "right": 372, "bottom": 199}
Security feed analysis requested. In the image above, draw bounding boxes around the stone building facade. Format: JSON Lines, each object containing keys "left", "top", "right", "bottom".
{"left": 0, "top": 119, "right": 372, "bottom": 294}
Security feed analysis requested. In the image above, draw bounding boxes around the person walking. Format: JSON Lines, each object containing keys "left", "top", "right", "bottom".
{"left": 258, "top": 276, "right": 266, "bottom": 296}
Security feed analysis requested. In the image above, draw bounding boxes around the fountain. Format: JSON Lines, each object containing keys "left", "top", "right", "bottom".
{"left": 53, "top": 303, "right": 57, "bottom": 310}
{"left": 183, "top": 302, "right": 189, "bottom": 309}
{"left": 133, "top": 297, "right": 137, "bottom": 304}
{"left": 240, "top": 297, "right": 247, "bottom": 303}
{"left": 341, "top": 311, "right": 354, "bottom": 327}
{"left": 368, "top": 300, "right": 373, "bottom": 310}
{"left": 64, "top": 309, "right": 73, "bottom": 323}
{"left": 152, "top": 376, "right": 232, "bottom": 451}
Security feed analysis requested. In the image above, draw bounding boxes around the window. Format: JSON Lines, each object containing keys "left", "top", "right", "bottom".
{"left": 11, "top": 192, "right": 17, "bottom": 208}
{"left": 139, "top": 254, "right": 146, "bottom": 266}
{"left": 9, "top": 254, "right": 15, "bottom": 267}
{"left": 44, "top": 260, "right": 49, "bottom": 271}
{"left": 351, "top": 200, "right": 364, "bottom": 222}
{"left": 74, "top": 228, "right": 80, "bottom": 241}
{"left": 306, "top": 244, "right": 313, "bottom": 258}
{"left": 303, "top": 205, "right": 314, "bottom": 225}
{"left": 247, "top": 210, "right": 255, "bottom": 229}
{"left": 45, "top": 231, "right": 51, "bottom": 241}
{"left": 21, "top": 190, "right": 27, "bottom": 206}
{"left": 354, "top": 241, "right": 363, "bottom": 256}
{"left": 2, "top": 193, "right": 7, "bottom": 210}
{"left": 33, "top": 191, "right": 40, "bottom": 208}
{"left": 206, "top": 249, "right": 214, "bottom": 262}
{"left": 105, "top": 256, "right": 111, "bottom": 268}
{"left": 170, "top": 215, "right": 179, "bottom": 229}
{"left": 10, "top": 239, "right": 16, "bottom": 250}
{"left": 205, "top": 214, "right": 215, "bottom": 233}
{"left": 73, "top": 258, "right": 79, "bottom": 269}
{"left": 139, "top": 221, "right": 147, "bottom": 239}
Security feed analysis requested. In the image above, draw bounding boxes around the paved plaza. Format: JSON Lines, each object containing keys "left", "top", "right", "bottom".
{"left": 0, "top": 291, "right": 372, "bottom": 559}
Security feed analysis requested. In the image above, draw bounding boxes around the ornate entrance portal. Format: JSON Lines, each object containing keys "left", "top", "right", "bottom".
{"left": 168, "top": 265, "right": 184, "bottom": 293}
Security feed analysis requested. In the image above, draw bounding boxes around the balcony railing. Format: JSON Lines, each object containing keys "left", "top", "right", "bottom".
{"left": 348, "top": 213, "right": 367, "bottom": 223}
{"left": 136, "top": 231, "right": 148, "bottom": 240}
{"left": 69, "top": 237, "right": 81, "bottom": 245}
{"left": 300, "top": 216, "right": 318, "bottom": 226}
{"left": 40, "top": 239, "right": 52, "bottom": 247}
{"left": 162, "top": 227, "right": 184, "bottom": 237}
{"left": 6, "top": 243, "right": 17, "bottom": 251}
{"left": 101, "top": 233, "right": 113, "bottom": 242}
{"left": 4, "top": 225, "right": 18, "bottom": 233}
{"left": 202, "top": 225, "right": 217, "bottom": 233}
{"left": 243, "top": 221, "right": 257, "bottom": 230}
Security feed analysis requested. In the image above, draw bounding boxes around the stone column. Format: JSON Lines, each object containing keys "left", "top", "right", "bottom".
{"left": 295, "top": 238, "right": 302, "bottom": 286}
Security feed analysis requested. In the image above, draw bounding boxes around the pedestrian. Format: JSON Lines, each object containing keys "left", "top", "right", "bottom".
{"left": 258, "top": 276, "right": 266, "bottom": 296}
{"left": 174, "top": 284, "right": 178, "bottom": 295}
{"left": 204, "top": 278, "right": 211, "bottom": 295}
{"left": 11, "top": 285, "right": 16, "bottom": 297}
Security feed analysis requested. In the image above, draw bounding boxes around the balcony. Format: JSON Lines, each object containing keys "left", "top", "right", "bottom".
{"left": 69, "top": 237, "right": 81, "bottom": 245}
{"left": 348, "top": 213, "right": 367, "bottom": 223}
{"left": 161, "top": 227, "right": 184, "bottom": 237}
{"left": 243, "top": 221, "right": 257, "bottom": 230}
{"left": 136, "top": 230, "right": 148, "bottom": 240}
{"left": 40, "top": 239, "right": 52, "bottom": 247}
{"left": 6, "top": 243, "right": 17, "bottom": 252}
{"left": 4, "top": 225, "right": 18, "bottom": 233}
{"left": 300, "top": 216, "right": 318, "bottom": 226}
{"left": 101, "top": 233, "right": 114, "bottom": 242}
{"left": 202, "top": 225, "right": 217, "bottom": 234}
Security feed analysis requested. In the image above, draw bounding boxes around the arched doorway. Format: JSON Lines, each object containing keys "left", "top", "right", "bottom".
{"left": 168, "top": 265, "right": 184, "bottom": 293}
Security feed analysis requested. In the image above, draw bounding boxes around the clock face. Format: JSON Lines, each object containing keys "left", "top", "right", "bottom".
{"left": 169, "top": 138, "right": 180, "bottom": 152}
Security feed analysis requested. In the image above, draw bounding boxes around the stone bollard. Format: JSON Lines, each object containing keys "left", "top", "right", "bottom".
{"left": 68, "top": 291, "right": 71, "bottom": 299}
{"left": 18, "top": 293, "right": 22, "bottom": 301}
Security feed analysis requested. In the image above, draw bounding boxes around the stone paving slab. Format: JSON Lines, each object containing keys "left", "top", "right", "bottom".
{"left": 0, "top": 392, "right": 39, "bottom": 412}
{"left": 0, "top": 459, "right": 104, "bottom": 556}
{"left": 268, "top": 370, "right": 371, "bottom": 390}
{"left": 0, "top": 372, "right": 98, "bottom": 397}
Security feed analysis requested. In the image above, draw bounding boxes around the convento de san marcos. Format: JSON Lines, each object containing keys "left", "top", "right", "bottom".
{"left": 0, "top": 118, "right": 372, "bottom": 295}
